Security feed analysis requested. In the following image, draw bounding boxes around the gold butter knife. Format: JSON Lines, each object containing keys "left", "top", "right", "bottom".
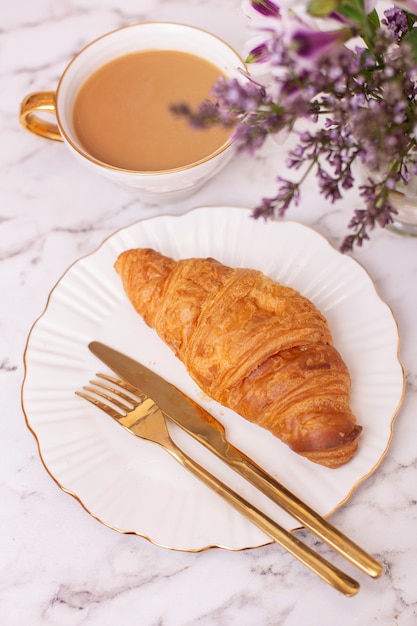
{"left": 78, "top": 373, "right": 360, "bottom": 596}
{"left": 88, "top": 341, "right": 382, "bottom": 580}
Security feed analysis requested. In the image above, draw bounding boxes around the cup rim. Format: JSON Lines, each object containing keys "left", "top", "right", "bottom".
{"left": 56, "top": 21, "right": 247, "bottom": 176}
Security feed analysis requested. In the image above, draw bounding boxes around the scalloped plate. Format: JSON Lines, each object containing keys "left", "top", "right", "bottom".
{"left": 22, "top": 206, "right": 405, "bottom": 551}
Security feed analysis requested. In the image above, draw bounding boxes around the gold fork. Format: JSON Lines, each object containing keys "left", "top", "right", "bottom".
{"left": 77, "top": 373, "right": 361, "bottom": 596}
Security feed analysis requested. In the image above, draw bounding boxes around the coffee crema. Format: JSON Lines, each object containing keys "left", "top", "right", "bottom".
{"left": 72, "top": 49, "right": 232, "bottom": 171}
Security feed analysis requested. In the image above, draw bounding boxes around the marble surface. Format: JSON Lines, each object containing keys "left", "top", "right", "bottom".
{"left": 1, "top": 1, "right": 416, "bottom": 624}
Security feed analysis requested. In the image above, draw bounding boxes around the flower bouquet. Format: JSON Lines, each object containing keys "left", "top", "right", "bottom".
{"left": 174, "top": 0, "right": 417, "bottom": 250}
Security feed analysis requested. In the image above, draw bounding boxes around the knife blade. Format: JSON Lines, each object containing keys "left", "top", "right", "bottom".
{"left": 88, "top": 340, "right": 382, "bottom": 579}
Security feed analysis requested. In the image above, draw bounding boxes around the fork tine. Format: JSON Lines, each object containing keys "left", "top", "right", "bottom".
{"left": 75, "top": 390, "right": 122, "bottom": 420}
{"left": 88, "top": 378, "right": 138, "bottom": 406}
{"left": 76, "top": 373, "right": 363, "bottom": 595}
{"left": 96, "top": 372, "right": 146, "bottom": 401}
{"left": 83, "top": 384, "right": 131, "bottom": 412}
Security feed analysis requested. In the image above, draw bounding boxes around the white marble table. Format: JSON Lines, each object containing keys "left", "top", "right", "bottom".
{"left": 1, "top": 1, "right": 416, "bottom": 624}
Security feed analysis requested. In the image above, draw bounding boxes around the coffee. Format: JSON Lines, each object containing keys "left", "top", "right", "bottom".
{"left": 72, "top": 49, "right": 231, "bottom": 171}
{"left": 20, "top": 22, "right": 245, "bottom": 199}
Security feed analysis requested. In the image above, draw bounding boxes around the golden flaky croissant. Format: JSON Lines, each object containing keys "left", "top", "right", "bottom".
{"left": 115, "top": 248, "right": 362, "bottom": 468}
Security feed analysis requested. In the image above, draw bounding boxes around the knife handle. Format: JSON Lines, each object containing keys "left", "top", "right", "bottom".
{"left": 222, "top": 446, "right": 382, "bottom": 579}
{"left": 169, "top": 443, "right": 359, "bottom": 597}
{"left": 179, "top": 393, "right": 381, "bottom": 577}
{"left": 162, "top": 395, "right": 382, "bottom": 580}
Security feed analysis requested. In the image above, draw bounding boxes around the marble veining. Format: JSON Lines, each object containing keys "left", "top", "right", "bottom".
{"left": 1, "top": 1, "right": 417, "bottom": 624}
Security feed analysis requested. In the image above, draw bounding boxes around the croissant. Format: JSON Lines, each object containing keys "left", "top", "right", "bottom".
{"left": 115, "top": 248, "right": 362, "bottom": 468}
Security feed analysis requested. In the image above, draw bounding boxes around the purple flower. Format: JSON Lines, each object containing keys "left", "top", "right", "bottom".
{"left": 317, "top": 167, "right": 342, "bottom": 202}
{"left": 244, "top": 2, "right": 352, "bottom": 77}
{"left": 291, "top": 27, "right": 352, "bottom": 60}
{"left": 173, "top": 1, "right": 417, "bottom": 250}
{"left": 252, "top": 177, "right": 301, "bottom": 220}
{"left": 245, "top": 41, "right": 271, "bottom": 63}
{"left": 211, "top": 77, "right": 269, "bottom": 113}
{"left": 247, "top": 0, "right": 281, "bottom": 17}
{"left": 340, "top": 179, "right": 398, "bottom": 251}
{"left": 382, "top": 7, "right": 410, "bottom": 40}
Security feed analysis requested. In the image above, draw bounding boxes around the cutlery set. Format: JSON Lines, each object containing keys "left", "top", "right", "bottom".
{"left": 76, "top": 341, "right": 383, "bottom": 596}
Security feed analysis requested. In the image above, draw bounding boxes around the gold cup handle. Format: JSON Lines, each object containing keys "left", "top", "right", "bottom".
{"left": 19, "top": 91, "right": 64, "bottom": 142}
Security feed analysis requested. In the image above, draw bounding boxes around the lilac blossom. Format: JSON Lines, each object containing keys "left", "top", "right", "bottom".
{"left": 382, "top": 7, "right": 410, "bottom": 39}
{"left": 173, "top": 1, "right": 417, "bottom": 250}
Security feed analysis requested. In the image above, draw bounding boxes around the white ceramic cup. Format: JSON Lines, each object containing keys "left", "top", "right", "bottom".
{"left": 20, "top": 22, "right": 246, "bottom": 201}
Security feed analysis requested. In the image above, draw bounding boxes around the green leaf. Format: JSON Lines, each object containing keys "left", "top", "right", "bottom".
{"left": 366, "top": 8, "right": 380, "bottom": 33}
{"left": 337, "top": 2, "right": 366, "bottom": 25}
{"left": 307, "top": 0, "right": 339, "bottom": 17}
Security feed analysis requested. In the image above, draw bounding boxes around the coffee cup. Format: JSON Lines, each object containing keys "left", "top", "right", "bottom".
{"left": 20, "top": 22, "right": 246, "bottom": 201}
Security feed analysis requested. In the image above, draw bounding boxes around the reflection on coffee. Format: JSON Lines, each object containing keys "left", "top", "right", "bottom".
{"left": 72, "top": 49, "right": 232, "bottom": 171}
